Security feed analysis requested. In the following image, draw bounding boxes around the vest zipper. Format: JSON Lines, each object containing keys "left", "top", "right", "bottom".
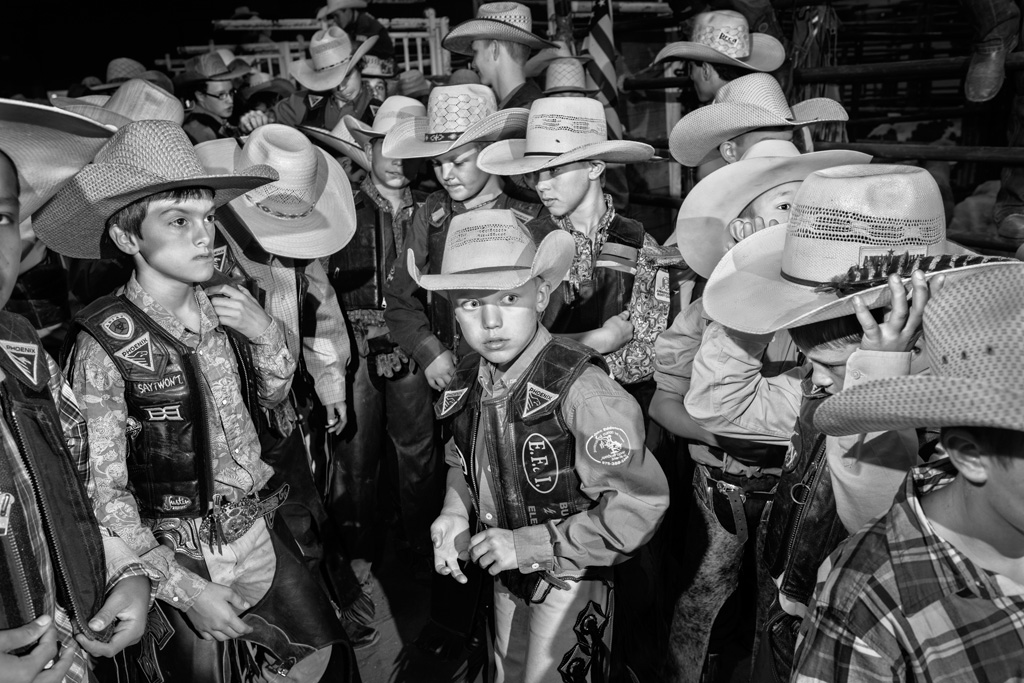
{"left": 469, "top": 411, "right": 482, "bottom": 519}
{"left": 180, "top": 348, "right": 217, "bottom": 530}
{"left": 1, "top": 532, "right": 33, "bottom": 621}
{"left": 783, "top": 437, "right": 828, "bottom": 579}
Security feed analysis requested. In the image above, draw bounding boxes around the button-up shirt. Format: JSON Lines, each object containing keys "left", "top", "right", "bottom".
{"left": 72, "top": 275, "right": 295, "bottom": 609}
{"left": 794, "top": 459, "right": 1024, "bottom": 682}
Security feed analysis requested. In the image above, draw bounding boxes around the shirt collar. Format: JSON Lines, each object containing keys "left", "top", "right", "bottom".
{"left": 360, "top": 176, "right": 414, "bottom": 216}
{"left": 123, "top": 274, "right": 218, "bottom": 339}
{"left": 476, "top": 325, "right": 551, "bottom": 398}
{"left": 558, "top": 193, "right": 615, "bottom": 239}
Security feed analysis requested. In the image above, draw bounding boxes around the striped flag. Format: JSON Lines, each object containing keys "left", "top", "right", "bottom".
{"left": 584, "top": 0, "right": 623, "bottom": 139}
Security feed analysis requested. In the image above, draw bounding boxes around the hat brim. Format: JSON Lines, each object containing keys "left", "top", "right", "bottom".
{"left": 290, "top": 35, "right": 378, "bottom": 92}
{"left": 700, "top": 222, "right": 1007, "bottom": 335}
{"left": 0, "top": 99, "right": 114, "bottom": 218}
{"left": 195, "top": 139, "right": 355, "bottom": 259}
{"left": 815, "top": 376, "right": 1024, "bottom": 436}
{"left": 543, "top": 85, "right": 599, "bottom": 95}
{"left": 316, "top": 0, "right": 367, "bottom": 20}
{"left": 675, "top": 149, "right": 871, "bottom": 279}
{"left": 49, "top": 95, "right": 132, "bottom": 130}
{"left": 408, "top": 229, "right": 575, "bottom": 291}
{"left": 177, "top": 63, "right": 251, "bottom": 87}
{"left": 299, "top": 124, "right": 371, "bottom": 172}
{"left": 476, "top": 138, "right": 654, "bottom": 176}
{"left": 241, "top": 80, "right": 295, "bottom": 101}
{"left": 654, "top": 33, "right": 786, "bottom": 72}
{"left": 341, "top": 114, "right": 382, "bottom": 150}
{"left": 524, "top": 50, "right": 591, "bottom": 78}
{"left": 443, "top": 19, "right": 558, "bottom": 56}
{"left": 382, "top": 107, "right": 530, "bottom": 160}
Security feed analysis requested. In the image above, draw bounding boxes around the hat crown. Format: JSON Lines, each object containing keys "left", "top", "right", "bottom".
{"left": 425, "top": 84, "right": 496, "bottom": 138}
{"left": 106, "top": 58, "right": 146, "bottom": 84}
{"left": 361, "top": 54, "right": 394, "bottom": 77}
{"left": 691, "top": 10, "right": 751, "bottom": 60}
{"left": 781, "top": 165, "right": 947, "bottom": 286}
{"left": 96, "top": 120, "right": 208, "bottom": 181}
{"left": 545, "top": 58, "right": 588, "bottom": 92}
{"left": 237, "top": 125, "right": 322, "bottom": 217}
{"left": 524, "top": 97, "right": 607, "bottom": 155}
{"left": 715, "top": 73, "right": 792, "bottom": 117}
{"left": 441, "top": 209, "right": 535, "bottom": 276}
{"left": 186, "top": 53, "right": 233, "bottom": 80}
{"left": 309, "top": 27, "right": 356, "bottom": 72}
{"left": 477, "top": 2, "right": 533, "bottom": 31}
{"left": 371, "top": 96, "right": 427, "bottom": 134}
{"left": 106, "top": 79, "right": 185, "bottom": 125}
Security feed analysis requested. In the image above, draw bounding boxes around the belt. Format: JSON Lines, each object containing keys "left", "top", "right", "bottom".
{"left": 701, "top": 466, "right": 777, "bottom": 545}
{"left": 199, "top": 484, "right": 289, "bottom": 551}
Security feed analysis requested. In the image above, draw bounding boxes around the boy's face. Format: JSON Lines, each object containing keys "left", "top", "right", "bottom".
{"left": 745, "top": 181, "right": 801, "bottom": 227}
{"left": 334, "top": 70, "right": 363, "bottom": 103}
{"left": 367, "top": 138, "right": 412, "bottom": 190}
{"left": 0, "top": 155, "right": 22, "bottom": 309}
{"left": 802, "top": 340, "right": 859, "bottom": 395}
{"left": 196, "top": 80, "right": 235, "bottom": 119}
{"left": 114, "top": 196, "right": 218, "bottom": 286}
{"left": 528, "top": 161, "right": 597, "bottom": 218}
{"left": 453, "top": 278, "right": 550, "bottom": 371}
{"left": 432, "top": 144, "right": 491, "bottom": 203}
{"left": 471, "top": 40, "right": 497, "bottom": 87}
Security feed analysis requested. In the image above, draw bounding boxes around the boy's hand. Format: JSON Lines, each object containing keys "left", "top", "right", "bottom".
{"left": 468, "top": 528, "right": 517, "bottom": 576}
{"left": 206, "top": 285, "right": 273, "bottom": 340}
{"left": 855, "top": 271, "right": 944, "bottom": 354}
{"left": 0, "top": 615, "right": 76, "bottom": 683}
{"left": 425, "top": 350, "right": 456, "bottom": 391}
{"left": 430, "top": 513, "right": 470, "bottom": 584}
{"left": 239, "top": 110, "right": 274, "bottom": 134}
{"left": 325, "top": 401, "right": 347, "bottom": 434}
{"left": 598, "top": 311, "right": 634, "bottom": 354}
{"left": 727, "top": 216, "right": 777, "bottom": 245}
{"left": 185, "top": 583, "right": 253, "bottom": 642}
{"left": 76, "top": 575, "right": 150, "bottom": 658}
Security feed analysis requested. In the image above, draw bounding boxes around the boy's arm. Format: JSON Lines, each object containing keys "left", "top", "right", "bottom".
{"left": 432, "top": 441, "right": 473, "bottom": 582}
{"left": 685, "top": 321, "right": 803, "bottom": 446}
{"left": 300, "top": 258, "right": 351, "bottom": 407}
{"left": 246, "top": 315, "right": 297, "bottom": 408}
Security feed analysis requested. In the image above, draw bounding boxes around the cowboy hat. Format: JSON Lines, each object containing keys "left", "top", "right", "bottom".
{"left": 381, "top": 84, "right": 528, "bottom": 160}
{"left": 476, "top": 97, "right": 653, "bottom": 176}
{"left": 196, "top": 124, "right": 354, "bottom": 259}
{"left": 443, "top": 2, "right": 558, "bottom": 56}
{"left": 241, "top": 72, "right": 296, "bottom": 102}
{"left": 399, "top": 69, "right": 432, "bottom": 98}
{"left": 291, "top": 28, "right": 378, "bottom": 92}
{"left": 92, "top": 57, "right": 147, "bottom": 91}
{"left": 316, "top": 0, "right": 367, "bottom": 21}
{"left": 301, "top": 96, "right": 425, "bottom": 171}
{"left": 300, "top": 119, "right": 369, "bottom": 171}
{"left": 0, "top": 99, "right": 113, "bottom": 218}
{"left": 814, "top": 264, "right": 1024, "bottom": 436}
{"left": 360, "top": 54, "right": 395, "bottom": 78}
{"left": 33, "top": 120, "right": 277, "bottom": 260}
{"left": 701, "top": 165, "right": 1017, "bottom": 336}
{"left": 448, "top": 69, "right": 481, "bottom": 86}
{"left": 141, "top": 70, "right": 175, "bottom": 95}
{"left": 654, "top": 10, "right": 785, "bottom": 73}
{"left": 675, "top": 140, "right": 870, "bottom": 279}
{"left": 408, "top": 208, "right": 574, "bottom": 291}
{"left": 524, "top": 43, "right": 581, "bottom": 78}
{"left": 670, "top": 73, "right": 849, "bottom": 167}
{"left": 540, "top": 57, "right": 597, "bottom": 95}
{"left": 50, "top": 79, "right": 185, "bottom": 130}
{"left": 178, "top": 52, "right": 250, "bottom": 86}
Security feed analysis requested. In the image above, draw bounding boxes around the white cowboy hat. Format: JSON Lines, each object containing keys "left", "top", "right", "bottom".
{"left": 408, "top": 208, "right": 574, "bottom": 291}
{"left": 92, "top": 57, "right": 147, "bottom": 91}
{"left": 398, "top": 69, "right": 432, "bottom": 98}
{"left": 701, "top": 164, "right": 1016, "bottom": 335}
{"left": 675, "top": 140, "right": 871, "bottom": 279}
{"left": 50, "top": 79, "right": 185, "bottom": 130}
{"left": 443, "top": 2, "right": 558, "bottom": 56}
{"left": 0, "top": 99, "right": 113, "bottom": 218}
{"left": 476, "top": 97, "right": 653, "bottom": 176}
{"left": 540, "top": 57, "right": 597, "bottom": 96}
{"left": 33, "top": 120, "right": 276, "bottom": 260}
{"left": 524, "top": 43, "right": 589, "bottom": 77}
{"left": 290, "top": 28, "right": 378, "bottom": 92}
{"left": 301, "top": 95, "right": 425, "bottom": 171}
{"left": 195, "top": 124, "right": 355, "bottom": 259}
{"left": 381, "top": 84, "right": 528, "bottom": 160}
{"left": 300, "top": 119, "right": 368, "bottom": 171}
{"left": 360, "top": 54, "right": 395, "bottom": 78}
{"left": 814, "top": 264, "right": 1024, "bottom": 436}
{"left": 654, "top": 10, "right": 785, "bottom": 72}
{"left": 670, "top": 73, "right": 849, "bottom": 167}
{"left": 316, "top": 0, "right": 367, "bottom": 21}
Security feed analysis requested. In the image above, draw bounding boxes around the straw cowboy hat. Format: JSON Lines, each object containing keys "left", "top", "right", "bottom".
{"left": 675, "top": 140, "right": 870, "bottom": 279}
{"left": 408, "top": 208, "right": 575, "bottom": 292}
{"left": 0, "top": 99, "right": 113, "bottom": 218}
{"left": 814, "top": 264, "right": 1024, "bottom": 436}
{"left": 701, "top": 164, "right": 1017, "bottom": 335}
{"left": 50, "top": 79, "right": 185, "bottom": 130}
{"left": 33, "top": 120, "right": 277, "bottom": 260}
{"left": 178, "top": 52, "right": 250, "bottom": 86}
{"left": 140, "top": 70, "right": 175, "bottom": 95}
{"left": 196, "top": 124, "right": 355, "bottom": 259}
{"left": 443, "top": 2, "right": 558, "bottom": 56}
{"left": 291, "top": 27, "right": 378, "bottom": 92}
{"left": 316, "top": 0, "right": 367, "bottom": 21}
{"left": 525, "top": 46, "right": 597, "bottom": 95}
{"left": 654, "top": 10, "right": 785, "bottom": 73}
{"left": 241, "top": 72, "right": 296, "bottom": 102}
{"left": 301, "top": 119, "right": 368, "bottom": 171}
{"left": 399, "top": 69, "right": 432, "bottom": 98}
{"left": 448, "top": 69, "right": 481, "bottom": 86}
{"left": 476, "top": 97, "right": 653, "bottom": 176}
{"left": 301, "top": 96, "right": 425, "bottom": 170}
{"left": 670, "top": 73, "right": 849, "bottom": 167}
{"left": 93, "top": 57, "right": 147, "bottom": 91}
{"left": 360, "top": 54, "right": 395, "bottom": 78}
{"left": 381, "top": 84, "right": 528, "bottom": 160}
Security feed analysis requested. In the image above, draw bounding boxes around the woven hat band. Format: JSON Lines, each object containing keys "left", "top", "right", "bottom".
{"left": 425, "top": 131, "right": 464, "bottom": 142}
{"left": 425, "top": 85, "right": 496, "bottom": 136}
{"left": 309, "top": 28, "right": 355, "bottom": 72}
{"left": 690, "top": 11, "right": 752, "bottom": 59}
{"left": 238, "top": 126, "right": 321, "bottom": 217}
{"left": 477, "top": 2, "right": 533, "bottom": 31}
{"left": 524, "top": 111, "right": 606, "bottom": 154}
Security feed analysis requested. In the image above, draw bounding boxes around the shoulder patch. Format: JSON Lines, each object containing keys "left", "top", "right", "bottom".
{"left": 431, "top": 207, "right": 446, "bottom": 223}
{"left": 440, "top": 388, "right": 468, "bottom": 416}
{"left": 100, "top": 312, "right": 135, "bottom": 340}
{"left": 115, "top": 332, "right": 155, "bottom": 372}
{"left": 308, "top": 94, "right": 324, "bottom": 108}
{"left": 522, "top": 382, "right": 558, "bottom": 418}
{"left": 369, "top": 103, "right": 380, "bottom": 118}
{"left": 509, "top": 207, "right": 533, "bottom": 225}
{"left": 0, "top": 340, "right": 39, "bottom": 384}
{"left": 585, "top": 427, "right": 631, "bottom": 466}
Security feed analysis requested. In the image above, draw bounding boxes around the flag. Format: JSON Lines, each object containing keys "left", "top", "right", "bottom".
{"left": 584, "top": 0, "right": 623, "bottom": 139}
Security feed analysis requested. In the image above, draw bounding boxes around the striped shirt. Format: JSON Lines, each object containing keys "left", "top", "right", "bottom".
{"left": 793, "top": 459, "right": 1024, "bottom": 682}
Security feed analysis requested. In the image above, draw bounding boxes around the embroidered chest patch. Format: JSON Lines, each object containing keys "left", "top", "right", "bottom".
{"left": 521, "top": 432, "right": 558, "bottom": 494}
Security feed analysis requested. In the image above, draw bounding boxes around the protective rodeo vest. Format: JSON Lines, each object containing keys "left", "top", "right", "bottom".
{"left": 0, "top": 312, "right": 109, "bottom": 641}
{"left": 329, "top": 190, "right": 390, "bottom": 311}
{"left": 438, "top": 337, "right": 604, "bottom": 601}
{"left": 70, "top": 296, "right": 262, "bottom": 519}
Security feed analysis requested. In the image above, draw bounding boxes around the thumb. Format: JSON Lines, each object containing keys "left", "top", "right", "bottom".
{"left": 0, "top": 614, "right": 52, "bottom": 652}
{"left": 227, "top": 589, "right": 251, "bottom": 612}
{"left": 431, "top": 532, "right": 442, "bottom": 549}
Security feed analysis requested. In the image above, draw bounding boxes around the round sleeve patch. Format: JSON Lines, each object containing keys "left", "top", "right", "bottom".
{"left": 585, "top": 427, "right": 631, "bottom": 466}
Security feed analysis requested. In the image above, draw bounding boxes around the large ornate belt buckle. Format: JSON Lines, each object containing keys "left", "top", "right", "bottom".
{"left": 200, "top": 497, "right": 259, "bottom": 546}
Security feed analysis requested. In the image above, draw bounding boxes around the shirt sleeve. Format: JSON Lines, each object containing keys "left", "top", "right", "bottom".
{"left": 384, "top": 202, "right": 448, "bottom": 368}
{"left": 685, "top": 322, "right": 803, "bottom": 445}
{"left": 793, "top": 604, "right": 903, "bottom": 683}
{"left": 301, "top": 258, "right": 350, "bottom": 405}
{"left": 271, "top": 93, "right": 306, "bottom": 127}
{"left": 248, "top": 317, "right": 297, "bottom": 408}
{"left": 512, "top": 366, "right": 670, "bottom": 573}
{"left": 653, "top": 299, "right": 706, "bottom": 397}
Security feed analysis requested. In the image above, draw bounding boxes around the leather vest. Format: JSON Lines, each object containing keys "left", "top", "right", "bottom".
{"left": 4, "top": 250, "right": 71, "bottom": 330}
{"left": 329, "top": 190, "right": 389, "bottom": 311}
{"left": 537, "top": 214, "right": 644, "bottom": 335}
{"left": 438, "top": 337, "right": 604, "bottom": 600}
{"left": 301, "top": 94, "right": 332, "bottom": 129}
{"left": 762, "top": 377, "right": 847, "bottom": 605}
{"left": 0, "top": 312, "right": 109, "bottom": 640}
{"left": 70, "top": 296, "right": 261, "bottom": 519}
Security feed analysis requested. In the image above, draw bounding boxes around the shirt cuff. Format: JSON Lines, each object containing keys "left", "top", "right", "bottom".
{"left": 845, "top": 349, "right": 912, "bottom": 387}
{"left": 144, "top": 545, "right": 208, "bottom": 611}
{"left": 107, "top": 564, "right": 158, "bottom": 610}
{"left": 513, "top": 524, "right": 554, "bottom": 573}
{"left": 412, "top": 335, "right": 448, "bottom": 370}
{"left": 251, "top": 317, "right": 286, "bottom": 349}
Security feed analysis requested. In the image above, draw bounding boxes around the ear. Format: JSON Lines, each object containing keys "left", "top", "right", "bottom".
{"left": 108, "top": 224, "right": 141, "bottom": 256}
{"left": 701, "top": 62, "right": 713, "bottom": 82}
{"left": 535, "top": 279, "right": 552, "bottom": 314}
{"left": 719, "top": 140, "right": 741, "bottom": 163}
{"left": 588, "top": 160, "right": 606, "bottom": 180}
{"left": 363, "top": 142, "right": 374, "bottom": 165}
{"left": 942, "top": 428, "right": 990, "bottom": 485}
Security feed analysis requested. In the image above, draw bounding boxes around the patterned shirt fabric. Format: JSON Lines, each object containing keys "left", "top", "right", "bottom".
{"left": 72, "top": 275, "right": 295, "bottom": 610}
{"left": 794, "top": 459, "right": 1024, "bottom": 682}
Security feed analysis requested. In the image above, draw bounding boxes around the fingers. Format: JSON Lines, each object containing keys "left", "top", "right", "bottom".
{"left": 0, "top": 615, "right": 52, "bottom": 654}
{"left": 852, "top": 295, "right": 880, "bottom": 341}
{"left": 17, "top": 625, "right": 59, "bottom": 680}
{"left": 226, "top": 589, "right": 251, "bottom": 614}
{"left": 885, "top": 273, "right": 909, "bottom": 327}
{"left": 904, "top": 270, "right": 928, "bottom": 335}
{"left": 36, "top": 638, "right": 76, "bottom": 683}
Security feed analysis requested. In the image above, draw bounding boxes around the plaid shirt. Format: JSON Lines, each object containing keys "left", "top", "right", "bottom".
{"left": 794, "top": 458, "right": 1024, "bottom": 682}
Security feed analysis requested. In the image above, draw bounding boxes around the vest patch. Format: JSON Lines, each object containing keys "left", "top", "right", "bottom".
{"left": 100, "top": 312, "right": 135, "bottom": 340}
{"left": 521, "top": 432, "right": 558, "bottom": 494}
{"left": 0, "top": 492, "right": 13, "bottom": 536}
{"left": 213, "top": 245, "right": 228, "bottom": 272}
{"left": 0, "top": 340, "right": 38, "bottom": 384}
{"left": 162, "top": 494, "right": 192, "bottom": 511}
{"left": 134, "top": 374, "right": 185, "bottom": 396}
{"left": 522, "top": 382, "right": 558, "bottom": 419}
{"left": 654, "top": 269, "right": 670, "bottom": 303}
{"left": 143, "top": 404, "right": 184, "bottom": 421}
{"left": 440, "top": 388, "right": 468, "bottom": 416}
{"left": 115, "top": 332, "right": 155, "bottom": 372}
{"left": 308, "top": 94, "right": 324, "bottom": 108}
{"left": 431, "top": 207, "right": 446, "bottom": 223}
{"left": 510, "top": 208, "right": 533, "bottom": 225}
{"left": 585, "top": 427, "right": 631, "bottom": 466}
{"left": 126, "top": 416, "right": 142, "bottom": 440}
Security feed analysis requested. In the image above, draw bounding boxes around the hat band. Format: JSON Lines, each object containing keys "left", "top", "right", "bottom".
{"left": 314, "top": 56, "right": 349, "bottom": 73}
{"left": 425, "top": 131, "right": 464, "bottom": 142}
{"left": 254, "top": 199, "right": 318, "bottom": 220}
